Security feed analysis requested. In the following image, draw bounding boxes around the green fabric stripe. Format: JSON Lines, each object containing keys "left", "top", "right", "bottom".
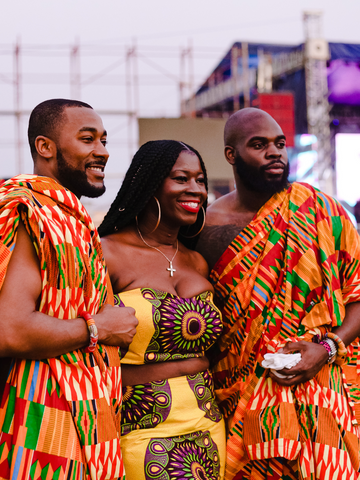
{"left": 55, "top": 244, "right": 66, "bottom": 288}
{"left": 40, "top": 463, "right": 50, "bottom": 480}
{"left": 19, "top": 361, "right": 31, "bottom": 398}
{"left": 1, "top": 385, "right": 16, "bottom": 433}
{"left": 30, "top": 460, "right": 37, "bottom": 480}
{"left": 53, "top": 467, "right": 62, "bottom": 480}
{"left": 332, "top": 216, "right": 343, "bottom": 251}
{"left": 24, "top": 401, "right": 45, "bottom": 449}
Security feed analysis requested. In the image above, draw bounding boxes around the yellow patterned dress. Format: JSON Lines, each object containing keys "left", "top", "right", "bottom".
{"left": 114, "top": 288, "right": 226, "bottom": 480}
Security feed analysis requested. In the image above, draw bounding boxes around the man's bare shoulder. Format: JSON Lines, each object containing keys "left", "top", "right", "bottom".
{"left": 196, "top": 223, "right": 241, "bottom": 271}
{"left": 198, "top": 191, "right": 257, "bottom": 270}
{"left": 206, "top": 191, "right": 238, "bottom": 225}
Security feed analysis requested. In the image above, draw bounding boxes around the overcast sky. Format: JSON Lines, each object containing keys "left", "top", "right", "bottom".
{"left": 1, "top": 0, "right": 358, "bottom": 49}
{"left": 1, "top": 0, "right": 358, "bottom": 115}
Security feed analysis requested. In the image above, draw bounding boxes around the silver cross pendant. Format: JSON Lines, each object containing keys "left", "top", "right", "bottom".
{"left": 167, "top": 261, "right": 176, "bottom": 277}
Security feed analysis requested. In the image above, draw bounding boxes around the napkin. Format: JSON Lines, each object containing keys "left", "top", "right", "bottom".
{"left": 261, "top": 352, "right": 302, "bottom": 379}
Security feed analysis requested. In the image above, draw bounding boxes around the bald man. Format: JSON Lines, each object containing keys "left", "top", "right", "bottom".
{"left": 197, "top": 108, "right": 360, "bottom": 479}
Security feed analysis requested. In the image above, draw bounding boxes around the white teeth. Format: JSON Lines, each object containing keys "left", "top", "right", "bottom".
{"left": 181, "top": 202, "right": 198, "bottom": 208}
{"left": 88, "top": 166, "right": 103, "bottom": 172}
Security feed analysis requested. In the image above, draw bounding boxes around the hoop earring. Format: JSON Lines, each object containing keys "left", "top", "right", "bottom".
{"left": 135, "top": 196, "right": 161, "bottom": 234}
{"left": 181, "top": 206, "right": 206, "bottom": 238}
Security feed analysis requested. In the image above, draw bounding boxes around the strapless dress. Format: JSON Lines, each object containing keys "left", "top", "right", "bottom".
{"left": 114, "top": 288, "right": 225, "bottom": 480}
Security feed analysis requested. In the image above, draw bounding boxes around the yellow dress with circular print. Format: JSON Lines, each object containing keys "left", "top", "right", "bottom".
{"left": 114, "top": 288, "right": 226, "bottom": 480}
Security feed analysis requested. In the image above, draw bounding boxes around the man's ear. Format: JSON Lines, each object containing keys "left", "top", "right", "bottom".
{"left": 225, "top": 145, "right": 236, "bottom": 166}
{"left": 34, "top": 136, "right": 56, "bottom": 160}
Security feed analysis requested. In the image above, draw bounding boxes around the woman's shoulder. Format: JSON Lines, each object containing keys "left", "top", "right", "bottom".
{"left": 102, "top": 228, "right": 136, "bottom": 250}
{"left": 101, "top": 229, "right": 140, "bottom": 269}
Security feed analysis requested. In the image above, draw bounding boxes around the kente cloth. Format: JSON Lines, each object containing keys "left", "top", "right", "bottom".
{"left": 114, "top": 288, "right": 226, "bottom": 480}
{"left": 211, "top": 182, "right": 360, "bottom": 480}
{"left": 0, "top": 175, "right": 124, "bottom": 480}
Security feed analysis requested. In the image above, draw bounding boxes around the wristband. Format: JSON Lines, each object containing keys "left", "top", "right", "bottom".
{"left": 325, "top": 332, "right": 347, "bottom": 366}
{"left": 80, "top": 311, "right": 98, "bottom": 353}
{"left": 319, "top": 338, "right": 337, "bottom": 364}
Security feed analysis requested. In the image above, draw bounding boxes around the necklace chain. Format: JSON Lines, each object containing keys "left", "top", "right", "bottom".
{"left": 136, "top": 220, "right": 179, "bottom": 277}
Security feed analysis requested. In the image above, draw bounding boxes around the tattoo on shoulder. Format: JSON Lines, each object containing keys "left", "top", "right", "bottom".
{"left": 196, "top": 224, "right": 244, "bottom": 271}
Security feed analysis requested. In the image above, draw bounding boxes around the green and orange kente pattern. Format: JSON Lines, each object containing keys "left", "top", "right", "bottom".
{"left": 0, "top": 175, "right": 124, "bottom": 480}
{"left": 212, "top": 182, "right": 360, "bottom": 480}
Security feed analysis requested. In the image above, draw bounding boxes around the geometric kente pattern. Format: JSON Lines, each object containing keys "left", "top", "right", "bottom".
{"left": 211, "top": 182, "right": 360, "bottom": 479}
{"left": 0, "top": 175, "right": 124, "bottom": 480}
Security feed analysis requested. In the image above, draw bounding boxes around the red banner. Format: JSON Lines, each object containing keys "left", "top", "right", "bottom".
{"left": 252, "top": 92, "right": 295, "bottom": 147}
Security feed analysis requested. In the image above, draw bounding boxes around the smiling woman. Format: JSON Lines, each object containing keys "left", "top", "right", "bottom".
{"left": 98, "top": 140, "right": 226, "bottom": 480}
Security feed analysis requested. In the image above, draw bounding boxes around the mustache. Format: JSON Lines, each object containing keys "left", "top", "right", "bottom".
{"left": 86, "top": 159, "right": 107, "bottom": 167}
{"left": 261, "top": 159, "right": 286, "bottom": 171}
{"left": 265, "top": 159, "right": 286, "bottom": 167}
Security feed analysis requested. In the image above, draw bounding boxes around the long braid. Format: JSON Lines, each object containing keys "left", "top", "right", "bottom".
{"left": 98, "top": 140, "right": 208, "bottom": 242}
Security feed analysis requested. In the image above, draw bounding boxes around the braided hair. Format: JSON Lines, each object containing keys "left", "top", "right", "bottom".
{"left": 98, "top": 140, "right": 208, "bottom": 248}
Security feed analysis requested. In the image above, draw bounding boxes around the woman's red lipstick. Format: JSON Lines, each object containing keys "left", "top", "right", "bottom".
{"left": 179, "top": 201, "right": 200, "bottom": 213}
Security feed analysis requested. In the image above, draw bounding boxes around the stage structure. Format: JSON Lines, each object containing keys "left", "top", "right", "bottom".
{"left": 303, "top": 11, "right": 332, "bottom": 195}
{"left": 182, "top": 11, "right": 360, "bottom": 199}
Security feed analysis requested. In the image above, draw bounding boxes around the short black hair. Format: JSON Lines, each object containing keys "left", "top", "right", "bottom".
{"left": 98, "top": 140, "right": 208, "bottom": 247}
{"left": 28, "top": 98, "right": 93, "bottom": 159}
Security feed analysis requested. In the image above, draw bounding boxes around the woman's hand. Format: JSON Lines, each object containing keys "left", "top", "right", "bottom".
{"left": 269, "top": 341, "right": 329, "bottom": 386}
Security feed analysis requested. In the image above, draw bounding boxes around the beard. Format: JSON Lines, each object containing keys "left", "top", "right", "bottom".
{"left": 56, "top": 148, "right": 106, "bottom": 198}
{"left": 235, "top": 152, "right": 289, "bottom": 195}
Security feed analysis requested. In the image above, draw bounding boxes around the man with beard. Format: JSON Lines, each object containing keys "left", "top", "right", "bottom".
{"left": 0, "top": 99, "right": 138, "bottom": 480}
{"left": 197, "top": 108, "right": 360, "bottom": 479}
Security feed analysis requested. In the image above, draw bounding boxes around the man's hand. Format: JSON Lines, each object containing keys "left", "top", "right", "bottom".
{"left": 269, "top": 303, "right": 360, "bottom": 387}
{"left": 94, "top": 304, "right": 138, "bottom": 348}
{"left": 269, "top": 341, "right": 329, "bottom": 386}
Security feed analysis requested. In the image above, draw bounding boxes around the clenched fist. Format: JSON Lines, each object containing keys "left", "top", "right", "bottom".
{"left": 94, "top": 304, "right": 138, "bottom": 348}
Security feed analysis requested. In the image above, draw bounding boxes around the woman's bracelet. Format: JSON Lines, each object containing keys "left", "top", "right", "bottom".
{"left": 325, "top": 331, "right": 347, "bottom": 366}
{"left": 80, "top": 311, "right": 98, "bottom": 353}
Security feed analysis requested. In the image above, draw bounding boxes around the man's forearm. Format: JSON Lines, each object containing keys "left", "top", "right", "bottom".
{"left": 332, "top": 301, "right": 360, "bottom": 347}
{"left": 1, "top": 303, "right": 138, "bottom": 359}
{"left": 1, "top": 311, "right": 89, "bottom": 359}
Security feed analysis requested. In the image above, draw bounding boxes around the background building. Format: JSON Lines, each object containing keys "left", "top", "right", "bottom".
{"left": 139, "top": 117, "right": 232, "bottom": 203}
{"left": 180, "top": 12, "right": 360, "bottom": 216}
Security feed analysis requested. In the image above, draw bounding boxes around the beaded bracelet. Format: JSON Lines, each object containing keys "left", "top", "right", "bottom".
{"left": 80, "top": 311, "right": 98, "bottom": 353}
{"left": 325, "top": 332, "right": 347, "bottom": 366}
{"left": 319, "top": 338, "right": 337, "bottom": 364}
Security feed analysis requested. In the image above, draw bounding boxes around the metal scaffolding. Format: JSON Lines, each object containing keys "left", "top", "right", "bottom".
{"left": 2, "top": 17, "right": 335, "bottom": 196}
{"left": 0, "top": 40, "right": 222, "bottom": 178}
{"left": 303, "top": 11, "right": 333, "bottom": 195}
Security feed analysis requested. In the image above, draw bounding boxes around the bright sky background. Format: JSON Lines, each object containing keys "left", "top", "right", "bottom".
{"left": 1, "top": 0, "right": 359, "bottom": 216}
{"left": 1, "top": 0, "right": 357, "bottom": 51}
{"left": 1, "top": 0, "right": 357, "bottom": 121}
